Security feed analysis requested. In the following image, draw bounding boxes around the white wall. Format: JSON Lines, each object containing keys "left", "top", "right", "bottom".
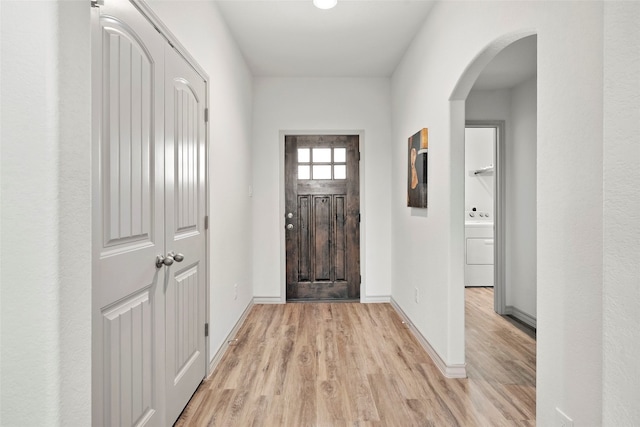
{"left": 603, "top": 2, "right": 640, "bottom": 425}
{"left": 464, "top": 128, "right": 495, "bottom": 216}
{"left": 391, "top": 2, "right": 603, "bottom": 425}
{"left": 252, "top": 78, "right": 392, "bottom": 301}
{"left": 146, "top": 1, "right": 255, "bottom": 359}
{"left": 508, "top": 77, "right": 537, "bottom": 319}
{"left": 0, "top": 1, "right": 92, "bottom": 425}
{"left": 467, "top": 88, "right": 511, "bottom": 121}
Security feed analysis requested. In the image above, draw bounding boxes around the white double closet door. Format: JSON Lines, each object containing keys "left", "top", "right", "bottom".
{"left": 92, "top": 1, "right": 207, "bottom": 425}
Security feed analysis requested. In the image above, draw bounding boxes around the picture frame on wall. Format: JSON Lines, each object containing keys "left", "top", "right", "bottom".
{"left": 407, "top": 128, "right": 428, "bottom": 208}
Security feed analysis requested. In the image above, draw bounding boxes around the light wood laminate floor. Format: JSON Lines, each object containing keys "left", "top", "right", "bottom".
{"left": 176, "top": 288, "right": 536, "bottom": 426}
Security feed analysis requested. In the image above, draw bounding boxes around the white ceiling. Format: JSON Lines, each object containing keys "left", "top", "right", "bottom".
{"left": 215, "top": 0, "right": 436, "bottom": 77}
{"left": 214, "top": 1, "right": 537, "bottom": 85}
{"left": 472, "top": 35, "right": 537, "bottom": 91}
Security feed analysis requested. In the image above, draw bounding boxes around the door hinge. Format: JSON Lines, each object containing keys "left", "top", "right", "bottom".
{"left": 204, "top": 108, "right": 209, "bottom": 123}
{"left": 358, "top": 213, "right": 361, "bottom": 223}
{"left": 358, "top": 151, "right": 361, "bottom": 161}
{"left": 360, "top": 274, "right": 362, "bottom": 284}
{"left": 204, "top": 215, "right": 209, "bottom": 230}
{"left": 90, "top": 0, "right": 104, "bottom": 7}
{"left": 204, "top": 323, "right": 209, "bottom": 337}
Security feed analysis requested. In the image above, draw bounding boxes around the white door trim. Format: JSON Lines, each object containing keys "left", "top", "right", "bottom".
{"left": 131, "top": 0, "right": 209, "bottom": 82}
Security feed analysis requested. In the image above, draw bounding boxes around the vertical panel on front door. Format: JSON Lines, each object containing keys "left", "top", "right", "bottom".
{"left": 102, "top": 26, "right": 154, "bottom": 250}
{"left": 313, "top": 196, "right": 332, "bottom": 281}
{"left": 298, "top": 196, "right": 310, "bottom": 282}
{"left": 334, "top": 195, "right": 346, "bottom": 281}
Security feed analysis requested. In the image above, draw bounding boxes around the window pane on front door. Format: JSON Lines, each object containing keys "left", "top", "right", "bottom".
{"left": 312, "top": 148, "right": 331, "bottom": 163}
{"left": 313, "top": 165, "right": 332, "bottom": 180}
{"left": 334, "top": 165, "right": 346, "bottom": 180}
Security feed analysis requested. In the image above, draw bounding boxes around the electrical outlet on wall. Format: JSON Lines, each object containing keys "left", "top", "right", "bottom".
{"left": 234, "top": 283, "right": 238, "bottom": 300}
{"left": 414, "top": 287, "right": 419, "bottom": 303}
{"left": 556, "top": 408, "right": 573, "bottom": 427}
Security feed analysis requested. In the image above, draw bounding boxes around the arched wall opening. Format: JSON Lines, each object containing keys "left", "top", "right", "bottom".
{"left": 447, "top": 29, "right": 537, "bottom": 371}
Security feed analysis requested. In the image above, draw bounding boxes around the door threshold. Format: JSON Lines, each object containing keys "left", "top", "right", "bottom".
{"left": 286, "top": 298, "right": 360, "bottom": 304}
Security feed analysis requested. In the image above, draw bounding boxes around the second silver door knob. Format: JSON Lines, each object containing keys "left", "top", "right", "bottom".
{"left": 169, "top": 251, "right": 184, "bottom": 262}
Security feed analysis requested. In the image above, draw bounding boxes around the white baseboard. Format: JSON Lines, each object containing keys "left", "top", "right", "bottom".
{"left": 390, "top": 297, "right": 467, "bottom": 379}
{"left": 505, "top": 305, "right": 537, "bottom": 329}
{"left": 361, "top": 295, "right": 391, "bottom": 303}
{"left": 207, "top": 300, "right": 254, "bottom": 377}
{"left": 253, "top": 296, "right": 285, "bottom": 304}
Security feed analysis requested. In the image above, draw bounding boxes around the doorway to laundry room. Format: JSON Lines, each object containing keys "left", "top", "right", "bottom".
{"left": 464, "top": 123, "right": 500, "bottom": 305}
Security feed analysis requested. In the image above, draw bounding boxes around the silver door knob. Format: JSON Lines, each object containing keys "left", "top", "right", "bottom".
{"left": 286, "top": 224, "right": 294, "bottom": 230}
{"left": 156, "top": 254, "right": 174, "bottom": 268}
{"left": 287, "top": 212, "right": 293, "bottom": 219}
{"left": 169, "top": 251, "right": 184, "bottom": 262}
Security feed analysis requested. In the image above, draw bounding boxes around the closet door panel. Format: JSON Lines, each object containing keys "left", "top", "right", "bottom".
{"left": 93, "top": 1, "right": 166, "bottom": 425}
{"left": 163, "top": 47, "right": 207, "bottom": 426}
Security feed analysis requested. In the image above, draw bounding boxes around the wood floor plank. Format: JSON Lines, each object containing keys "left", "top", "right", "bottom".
{"left": 176, "top": 288, "right": 536, "bottom": 426}
{"left": 245, "top": 394, "right": 269, "bottom": 427}
{"left": 263, "top": 395, "right": 285, "bottom": 427}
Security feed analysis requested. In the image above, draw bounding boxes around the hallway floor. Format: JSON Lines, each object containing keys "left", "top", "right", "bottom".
{"left": 176, "top": 288, "right": 536, "bottom": 426}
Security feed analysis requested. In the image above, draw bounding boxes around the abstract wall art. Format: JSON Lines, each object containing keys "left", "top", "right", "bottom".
{"left": 407, "top": 128, "right": 428, "bottom": 208}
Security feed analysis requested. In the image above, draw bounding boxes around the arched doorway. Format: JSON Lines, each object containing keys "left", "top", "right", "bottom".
{"left": 450, "top": 30, "right": 538, "bottom": 414}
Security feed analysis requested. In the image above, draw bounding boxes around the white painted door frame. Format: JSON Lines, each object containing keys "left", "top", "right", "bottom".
{"left": 466, "top": 120, "right": 506, "bottom": 315}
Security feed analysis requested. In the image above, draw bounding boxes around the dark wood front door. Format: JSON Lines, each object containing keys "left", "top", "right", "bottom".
{"left": 285, "top": 135, "right": 360, "bottom": 300}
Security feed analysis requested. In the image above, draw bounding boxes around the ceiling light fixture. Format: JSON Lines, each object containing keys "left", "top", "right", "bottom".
{"left": 313, "top": 0, "right": 337, "bottom": 10}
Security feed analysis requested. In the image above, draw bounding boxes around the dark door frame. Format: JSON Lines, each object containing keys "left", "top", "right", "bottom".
{"left": 276, "top": 130, "right": 365, "bottom": 303}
